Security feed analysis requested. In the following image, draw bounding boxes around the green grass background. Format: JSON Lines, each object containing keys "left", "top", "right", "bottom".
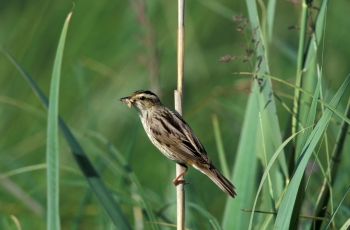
{"left": 0, "top": 0, "right": 349, "bottom": 229}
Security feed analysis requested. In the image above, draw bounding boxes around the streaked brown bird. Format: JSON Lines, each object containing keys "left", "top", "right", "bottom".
{"left": 119, "top": 90, "right": 236, "bottom": 198}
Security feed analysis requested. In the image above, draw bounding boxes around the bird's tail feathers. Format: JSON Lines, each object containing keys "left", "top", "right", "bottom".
{"left": 200, "top": 165, "right": 237, "bottom": 198}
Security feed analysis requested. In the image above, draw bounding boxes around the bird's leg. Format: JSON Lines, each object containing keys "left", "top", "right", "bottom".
{"left": 173, "top": 164, "right": 188, "bottom": 186}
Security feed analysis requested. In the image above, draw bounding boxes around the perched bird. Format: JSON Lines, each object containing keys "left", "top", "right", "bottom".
{"left": 119, "top": 90, "right": 236, "bottom": 198}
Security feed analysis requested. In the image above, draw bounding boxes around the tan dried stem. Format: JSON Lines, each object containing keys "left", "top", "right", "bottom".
{"left": 175, "top": 0, "right": 185, "bottom": 230}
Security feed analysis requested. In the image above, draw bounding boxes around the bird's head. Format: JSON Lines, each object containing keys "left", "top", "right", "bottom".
{"left": 119, "top": 90, "right": 162, "bottom": 114}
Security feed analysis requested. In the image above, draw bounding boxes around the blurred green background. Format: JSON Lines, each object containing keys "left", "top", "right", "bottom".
{"left": 1, "top": 0, "right": 349, "bottom": 229}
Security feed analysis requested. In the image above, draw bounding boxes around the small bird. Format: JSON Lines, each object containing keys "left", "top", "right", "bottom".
{"left": 119, "top": 90, "right": 236, "bottom": 198}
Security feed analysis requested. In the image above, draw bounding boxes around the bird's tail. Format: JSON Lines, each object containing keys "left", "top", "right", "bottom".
{"left": 200, "top": 165, "right": 237, "bottom": 198}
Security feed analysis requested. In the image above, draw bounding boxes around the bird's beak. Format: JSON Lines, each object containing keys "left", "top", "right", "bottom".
{"left": 119, "top": 96, "right": 133, "bottom": 108}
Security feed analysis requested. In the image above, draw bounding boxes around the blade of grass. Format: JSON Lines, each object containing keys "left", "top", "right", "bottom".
{"left": 2, "top": 52, "right": 132, "bottom": 229}
{"left": 289, "top": 71, "right": 321, "bottom": 229}
{"left": 292, "top": 0, "right": 328, "bottom": 151}
{"left": 222, "top": 93, "right": 258, "bottom": 229}
{"left": 243, "top": 0, "right": 289, "bottom": 228}
{"left": 323, "top": 185, "right": 350, "bottom": 229}
{"left": 304, "top": 0, "right": 329, "bottom": 69}
{"left": 291, "top": 0, "right": 308, "bottom": 141}
{"left": 293, "top": 0, "right": 329, "bottom": 172}
{"left": 258, "top": 109, "right": 277, "bottom": 225}
{"left": 9, "top": 215, "right": 21, "bottom": 230}
{"left": 274, "top": 74, "right": 350, "bottom": 229}
{"left": 247, "top": 0, "right": 289, "bottom": 181}
{"left": 2, "top": 164, "right": 46, "bottom": 178}
{"left": 248, "top": 127, "right": 311, "bottom": 230}
{"left": 46, "top": 10, "right": 73, "bottom": 230}
{"left": 340, "top": 217, "right": 350, "bottom": 230}
{"left": 224, "top": 0, "right": 288, "bottom": 226}
{"left": 2, "top": 164, "right": 81, "bottom": 179}
{"left": 212, "top": 114, "right": 230, "bottom": 179}
{"left": 295, "top": 0, "right": 329, "bottom": 171}
{"left": 297, "top": 59, "right": 317, "bottom": 156}
{"left": 266, "top": 0, "right": 276, "bottom": 42}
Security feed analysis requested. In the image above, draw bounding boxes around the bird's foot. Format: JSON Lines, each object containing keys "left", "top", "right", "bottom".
{"left": 173, "top": 164, "right": 189, "bottom": 186}
{"left": 173, "top": 179, "right": 191, "bottom": 186}
{"left": 173, "top": 179, "right": 186, "bottom": 186}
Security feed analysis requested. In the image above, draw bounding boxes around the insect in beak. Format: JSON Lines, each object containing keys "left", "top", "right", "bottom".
{"left": 119, "top": 97, "right": 133, "bottom": 108}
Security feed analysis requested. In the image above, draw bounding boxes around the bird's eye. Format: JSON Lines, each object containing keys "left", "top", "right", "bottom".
{"left": 140, "top": 96, "right": 145, "bottom": 100}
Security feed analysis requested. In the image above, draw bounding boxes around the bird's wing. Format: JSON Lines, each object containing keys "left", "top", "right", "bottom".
{"left": 149, "top": 109, "right": 211, "bottom": 165}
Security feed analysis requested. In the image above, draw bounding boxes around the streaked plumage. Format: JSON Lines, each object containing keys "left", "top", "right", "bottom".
{"left": 119, "top": 90, "right": 236, "bottom": 198}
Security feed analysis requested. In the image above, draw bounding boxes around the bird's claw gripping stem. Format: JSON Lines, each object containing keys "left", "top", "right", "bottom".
{"left": 173, "top": 167, "right": 188, "bottom": 186}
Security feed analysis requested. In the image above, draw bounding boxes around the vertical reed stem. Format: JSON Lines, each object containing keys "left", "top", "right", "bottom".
{"left": 175, "top": 0, "right": 185, "bottom": 229}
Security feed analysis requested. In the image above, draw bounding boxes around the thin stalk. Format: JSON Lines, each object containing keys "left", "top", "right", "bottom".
{"left": 212, "top": 114, "right": 230, "bottom": 179}
{"left": 243, "top": 209, "right": 329, "bottom": 221}
{"left": 291, "top": 0, "right": 308, "bottom": 148}
{"left": 175, "top": 1, "right": 185, "bottom": 230}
